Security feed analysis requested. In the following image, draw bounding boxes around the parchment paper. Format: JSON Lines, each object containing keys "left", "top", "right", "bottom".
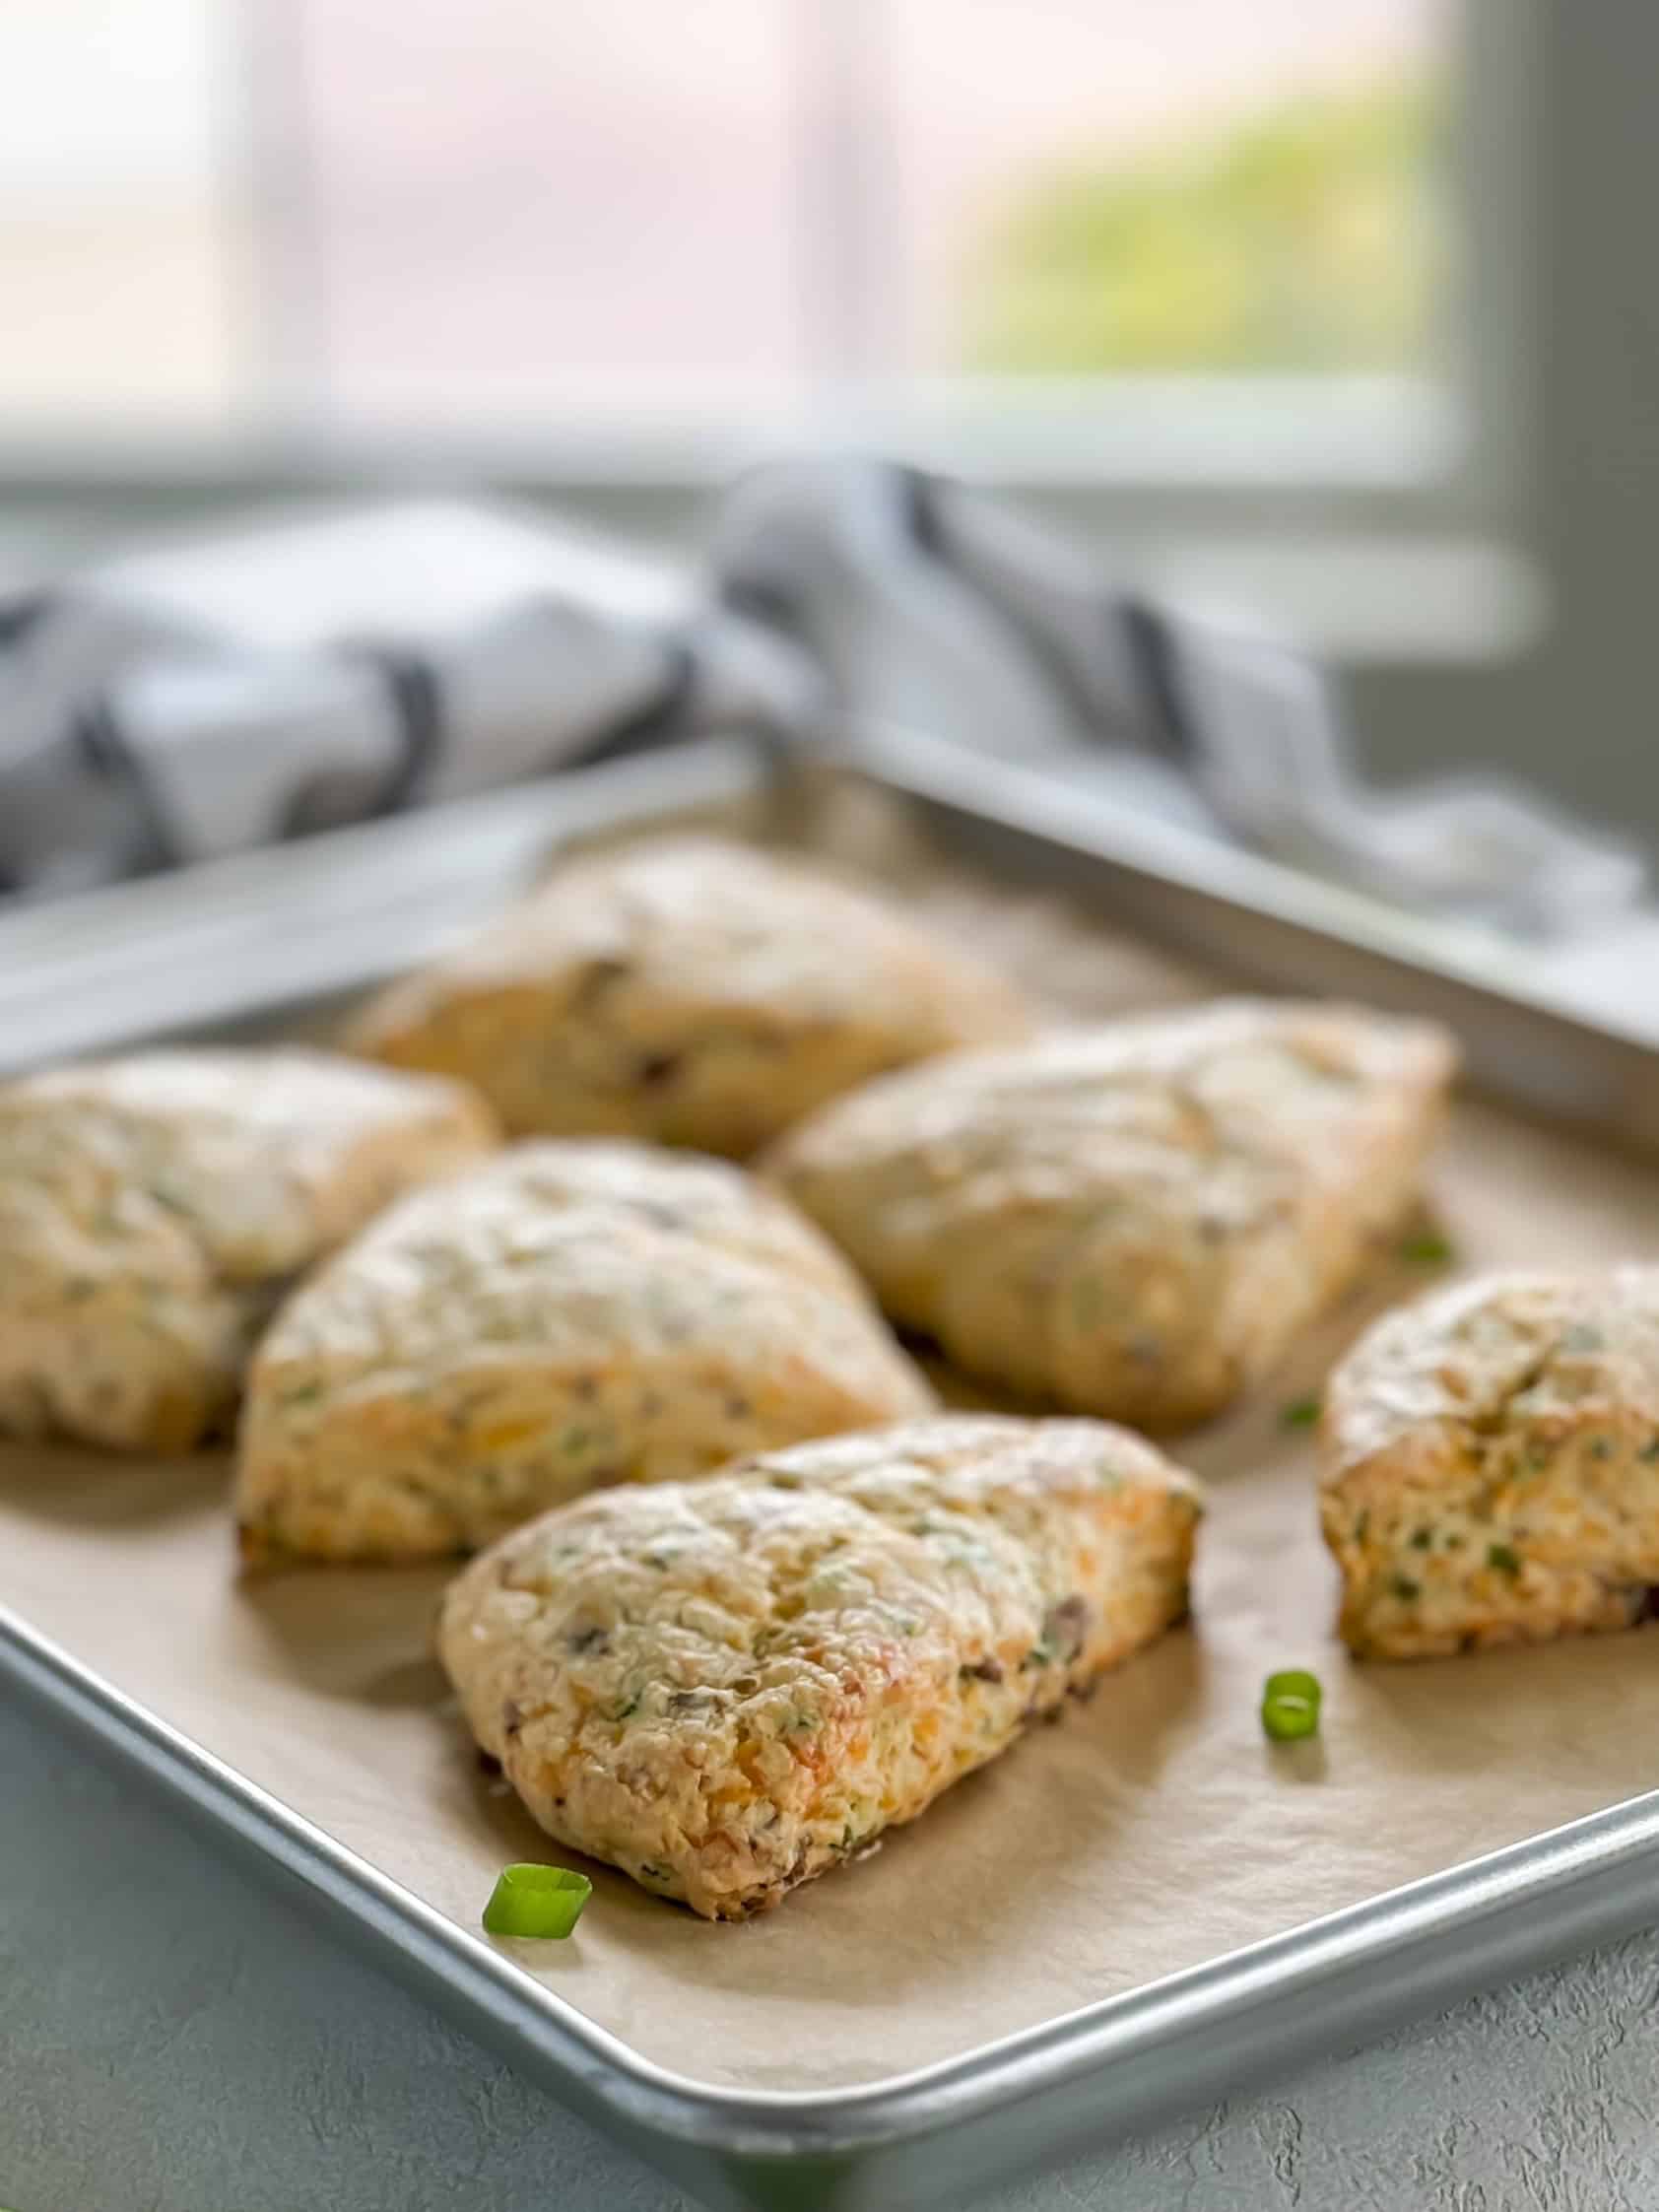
{"left": 6, "top": 803, "right": 1659, "bottom": 2095}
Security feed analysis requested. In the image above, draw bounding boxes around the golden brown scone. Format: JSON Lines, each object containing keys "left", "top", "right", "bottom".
{"left": 439, "top": 1414, "right": 1202, "bottom": 1917}
{"left": 768, "top": 999, "right": 1458, "bottom": 1428}
{"left": 0, "top": 1049, "right": 496, "bottom": 1453}
{"left": 234, "top": 1140, "right": 936, "bottom": 1564}
{"left": 1320, "top": 1268, "right": 1659, "bottom": 1659}
{"left": 346, "top": 835, "right": 1031, "bottom": 1155}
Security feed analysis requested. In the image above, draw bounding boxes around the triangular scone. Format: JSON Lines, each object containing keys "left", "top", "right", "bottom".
{"left": 1322, "top": 1268, "right": 1659, "bottom": 1658}
{"left": 235, "top": 1140, "right": 936, "bottom": 1564}
{"left": 0, "top": 1049, "right": 495, "bottom": 1452}
{"left": 768, "top": 999, "right": 1458, "bottom": 1428}
{"left": 349, "top": 836, "right": 1031, "bottom": 1156}
{"left": 440, "top": 1414, "right": 1202, "bottom": 1917}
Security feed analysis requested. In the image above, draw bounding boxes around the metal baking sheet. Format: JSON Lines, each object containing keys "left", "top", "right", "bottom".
{"left": 844, "top": 722, "right": 1659, "bottom": 1158}
{"left": 0, "top": 737, "right": 767, "bottom": 1076}
{"left": 5, "top": 733, "right": 1659, "bottom": 2212}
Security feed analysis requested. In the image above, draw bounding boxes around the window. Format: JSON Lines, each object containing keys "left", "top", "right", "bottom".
{"left": 0, "top": 0, "right": 1455, "bottom": 471}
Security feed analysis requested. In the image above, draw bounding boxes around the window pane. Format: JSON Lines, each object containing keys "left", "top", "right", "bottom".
{"left": 0, "top": 0, "right": 1455, "bottom": 439}
{"left": 293, "top": 0, "right": 802, "bottom": 423}
{"left": 0, "top": 0, "right": 246, "bottom": 425}
{"left": 881, "top": 0, "right": 1451, "bottom": 375}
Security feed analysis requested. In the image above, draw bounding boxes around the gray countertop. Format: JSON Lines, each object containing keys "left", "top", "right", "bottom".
{"left": 6, "top": 1695, "right": 1658, "bottom": 2212}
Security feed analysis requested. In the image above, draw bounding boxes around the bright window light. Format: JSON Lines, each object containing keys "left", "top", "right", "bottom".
{"left": 0, "top": 0, "right": 1454, "bottom": 447}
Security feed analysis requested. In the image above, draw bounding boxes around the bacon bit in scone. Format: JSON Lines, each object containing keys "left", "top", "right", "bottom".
{"left": 1042, "top": 1594, "right": 1093, "bottom": 1660}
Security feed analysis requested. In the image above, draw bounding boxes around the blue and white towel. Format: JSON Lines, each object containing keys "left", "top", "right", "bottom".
{"left": 0, "top": 470, "right": 1642, "bottom": 944}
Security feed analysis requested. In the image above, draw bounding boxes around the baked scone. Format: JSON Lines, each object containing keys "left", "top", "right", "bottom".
{"left": 0, "top": 1049, "right": 496, "bottom": 1453}
{"left": 439, "top": 1414, "right": 1202, "bottom": 1917}
{"left": 1321, "top": 1268, "right": 1659, "bottom": 1659}
{"left": 347, "top": 835, "right": 1031, "bottom": 1155}
{"left": 235, "top": 1140, "right": 936, "bottom": 1564}
{"left": 768, "top": 999, "right": 1458, "bottom": 1428}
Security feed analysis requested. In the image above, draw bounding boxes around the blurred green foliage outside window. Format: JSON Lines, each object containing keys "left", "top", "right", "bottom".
{"left": 967, "top": 77, "right": 1446, "bottom": 374}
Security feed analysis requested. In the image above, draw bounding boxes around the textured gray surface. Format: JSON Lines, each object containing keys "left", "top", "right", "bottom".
{"left": 4, "top": 1691, "right": 1658, "bottom": 2212}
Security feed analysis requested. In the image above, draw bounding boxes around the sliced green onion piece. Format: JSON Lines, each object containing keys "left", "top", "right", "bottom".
{"left": 1280, "top": 1395, "right": 1322, "bottom": 1429}
{"left": 1261, "top": 1668, "right": 1323, "bottom": 1742}
{"left": 482, "top": 1863, "right": 592, "bottom": 1939}
{"left": 1398, "top": 1230, "right": 1455, "bottom": 1265}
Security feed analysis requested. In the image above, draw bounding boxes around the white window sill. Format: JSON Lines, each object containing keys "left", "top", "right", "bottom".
{"left": 1130, "top": 534, "right": 1545, "bottom": 664}
{"left": 0, "top": 374, "right": 1532, "bottom": 669}
{"left": 0, "top": 371, "right": 1460, "bottom": 492}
